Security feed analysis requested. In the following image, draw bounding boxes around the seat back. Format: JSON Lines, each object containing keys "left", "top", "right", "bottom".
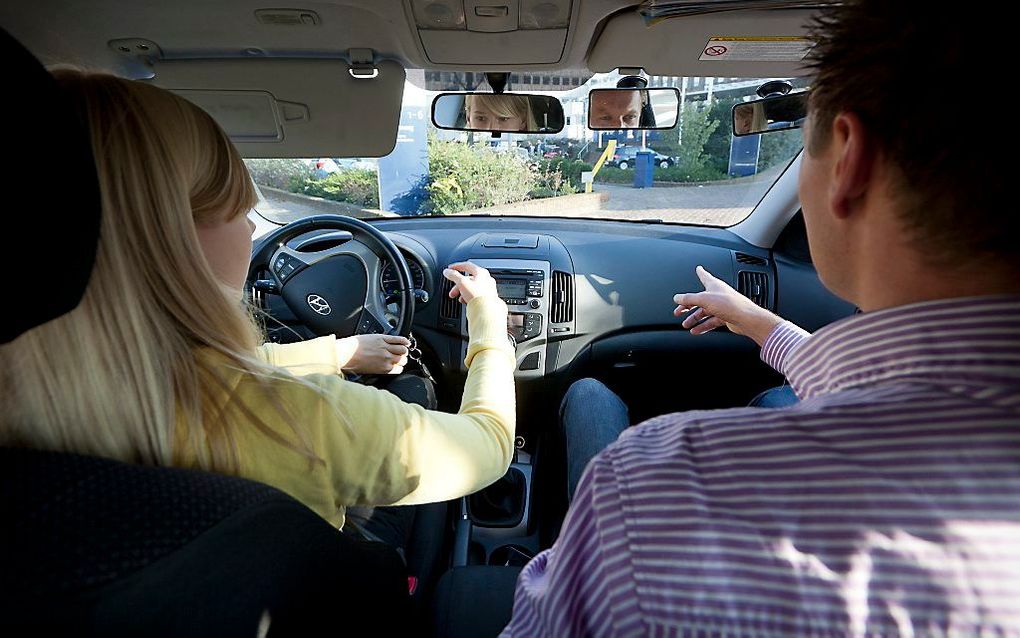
{"left": 0, "top": 448, "right": 410, "bottom": 637}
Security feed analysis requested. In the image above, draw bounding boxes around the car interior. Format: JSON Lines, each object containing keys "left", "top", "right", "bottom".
{"left": 1, "top": 1, "right": 857, "bottom": 636}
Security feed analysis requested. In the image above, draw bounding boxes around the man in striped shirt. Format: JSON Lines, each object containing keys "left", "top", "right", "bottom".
{"left": 502, "top": 1, "right": 1019, "bottom": 636}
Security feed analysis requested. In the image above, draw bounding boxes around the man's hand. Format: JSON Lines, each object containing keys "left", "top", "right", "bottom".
{"left": 673, "top": 266, "right": 782, "bottom": 347}
{"left": 443, "top": 262, "right": 498, "bottom": 304}
{"left": 336, "top": 334, "right": 410, "bottom": 375}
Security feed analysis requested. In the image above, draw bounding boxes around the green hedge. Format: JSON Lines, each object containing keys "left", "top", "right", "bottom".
{"left": 595, "top": 163, "right": 728, "bottom": 185}
{"left": 423, "top": 138, "right": 538, "bottom": 215}
{"left": 289, "top": 168, "right": 380, "bottom": 208}
{"left": 244, "top": 158, "right": 311, "bottom": 190}
{"left": 537, "top": 158, "right": 593, "bottom": 192}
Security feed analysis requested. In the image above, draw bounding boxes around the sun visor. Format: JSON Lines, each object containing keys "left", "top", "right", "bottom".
{"left": 589, "top": 10, "right": 816, "bottom": 77}
{"left": 149, "top": 59, "right": 405, "bottom": 158}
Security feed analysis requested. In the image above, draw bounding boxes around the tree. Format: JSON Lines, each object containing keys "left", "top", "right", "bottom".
{"left": 703, "top": 96, "right": 740, "bottom": 174}
{"left": 669, "top": 102, "right": 723, "bottom": 181}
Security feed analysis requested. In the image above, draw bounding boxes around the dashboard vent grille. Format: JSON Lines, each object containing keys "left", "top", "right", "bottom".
{"left": 735, "top": 252, "right": 767, "bottom": 266}
{"left": 551, "top": 271, "right": 574, "bottom": 323}
{"left": 738, "top": 271, "right": 770, "bottom": 309}
{"left": 440, "top": 278, "right": 460, "bottom": 320}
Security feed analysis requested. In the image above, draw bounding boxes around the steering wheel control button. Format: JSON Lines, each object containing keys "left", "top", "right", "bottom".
{"left": 273, "top": 253, "right": 305, "bottom": 282}
{"left": 306, "top": 294, "right": 332, "bottom": 316}
{"left": 519, "top": 352, "right": 541, "bottom": 371}
{"left": 358, "top": 314, "right": 385, "bottom": 334}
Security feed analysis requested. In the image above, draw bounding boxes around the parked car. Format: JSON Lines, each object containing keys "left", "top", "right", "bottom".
{"left": 606, "top": 146, "right": 675, "bottom": 170}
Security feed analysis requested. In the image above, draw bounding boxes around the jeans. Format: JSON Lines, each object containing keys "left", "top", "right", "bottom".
{"left": 562, "top": 379, "right": 799, "bottom": 502}
{"left": 748, "top": 384, "right": 799, "bottom": 408}
{"left": 561, "top": 379, "right": 631, "bottom": 503}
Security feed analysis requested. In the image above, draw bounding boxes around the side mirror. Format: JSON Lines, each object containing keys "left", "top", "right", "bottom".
{"left": 431, "top": 93, "right": 565, "bottom": 134}
{"left": 732, "top": 91, "right": 809, "bottom": 136}
{"left": 587, "top": 87, "right": 680, "bottom": 130}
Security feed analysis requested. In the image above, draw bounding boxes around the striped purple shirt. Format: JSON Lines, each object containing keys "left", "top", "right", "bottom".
{"left": 503, "top": 295, "right": 1020, "bottom": 637}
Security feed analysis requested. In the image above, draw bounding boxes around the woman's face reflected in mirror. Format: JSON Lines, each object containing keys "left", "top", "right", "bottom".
{"left": 466, "top": 103, "right": 525, "bottom": 131}
{"left": 734, "top": 104, "right": 755, "bottom": 135}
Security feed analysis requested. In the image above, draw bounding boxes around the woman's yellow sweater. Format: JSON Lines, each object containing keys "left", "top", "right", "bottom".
{"left": 174, "top": 296, "right": 515, "bottom": 528}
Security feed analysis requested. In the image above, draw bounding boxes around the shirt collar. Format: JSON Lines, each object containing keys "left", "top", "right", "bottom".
{"left": 785, "top": 295, "right": 1020, "bottom": 400}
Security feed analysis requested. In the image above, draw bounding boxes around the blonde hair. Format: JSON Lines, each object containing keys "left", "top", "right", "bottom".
{"left": 0, "top": 69, "right": 320, "bottom": 472}
{"left": 465, "top": 94, "right": 538, "bottom": 131}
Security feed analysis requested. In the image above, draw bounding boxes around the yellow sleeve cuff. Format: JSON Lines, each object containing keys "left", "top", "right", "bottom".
{"left": 464, "top": 296, "right": 514, "bottom": 368}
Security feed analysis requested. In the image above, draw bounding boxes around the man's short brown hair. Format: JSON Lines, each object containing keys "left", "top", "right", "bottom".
{"left": 806, "top": 1, "right": 1014, "bottom": 266}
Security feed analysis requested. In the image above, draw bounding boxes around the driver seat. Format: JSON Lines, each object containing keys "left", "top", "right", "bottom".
{"left": 0, "top": 28, "right": 410, "bottom": 636}
{"left": 1, "top": 448, "right": 410, "bottom": 636}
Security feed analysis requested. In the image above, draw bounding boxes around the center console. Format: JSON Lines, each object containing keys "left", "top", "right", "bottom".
{"left": 453, "top": 449, "right": 539, "bottom": 568}
{"left": 461, "top": 258, "right": 551, "bottom": 379}
{"left": 445, "top": 233, "right": 574, "bottom": 565}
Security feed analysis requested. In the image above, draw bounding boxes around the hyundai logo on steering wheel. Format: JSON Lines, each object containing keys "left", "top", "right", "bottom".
{"left": 306, "top": 294, "right": 332, "bottom": 316}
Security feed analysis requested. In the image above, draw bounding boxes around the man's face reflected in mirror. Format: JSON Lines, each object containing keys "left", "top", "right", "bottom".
{"left": 590, "top": 90, "right": 642, "bottom": 129}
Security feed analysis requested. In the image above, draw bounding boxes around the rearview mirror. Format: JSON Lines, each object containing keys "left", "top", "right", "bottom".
{"left": 587, "top": 87, "right": 680, "bottom": 130}
{"left": 732, "top": 91, "right": 809, "bottom": 136}
{"left": 431, "top": 93, "right": 565, "bottom": 134}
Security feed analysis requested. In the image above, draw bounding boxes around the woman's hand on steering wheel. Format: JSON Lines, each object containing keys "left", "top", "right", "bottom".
{"left": 337, "top": 334, "right": 411, "bottom": 375}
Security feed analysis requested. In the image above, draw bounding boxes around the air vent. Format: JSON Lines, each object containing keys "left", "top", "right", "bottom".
{"left": 550, "top": 271, "right": 574, "bottom": 323}
{"left": 735, "top": 252, "right": 767, "bottom": 266}
{"left": 738, "top": 271, "right": 770, "bottom": 308}
{"left": 440, "top": 277, "right": 461, "bottom": 320}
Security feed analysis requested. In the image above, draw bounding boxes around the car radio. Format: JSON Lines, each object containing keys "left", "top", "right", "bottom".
{"left": 490, "top": 268, "right": 544, "bottom": 307}
{"left": 458, "top": 258, "right": 551, "bottom": 378}
{"left": 491, "top": 268, "right": 544, "bottom": 342}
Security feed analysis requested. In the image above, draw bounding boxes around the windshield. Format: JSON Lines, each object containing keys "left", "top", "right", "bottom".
{"left": 247, "top": 71, "right": 804, "bottom": 227}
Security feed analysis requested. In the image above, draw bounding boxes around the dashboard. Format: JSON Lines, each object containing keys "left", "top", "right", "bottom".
{"left": 258, "top": 215, "right": 854, "bottom": 428}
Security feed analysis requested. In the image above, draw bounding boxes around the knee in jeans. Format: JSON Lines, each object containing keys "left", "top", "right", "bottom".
{"left": 561, "top": 378, "right": 619, "bottom": 421}
{"left": 565, "top": 378, "right": 610, "bottom": 405}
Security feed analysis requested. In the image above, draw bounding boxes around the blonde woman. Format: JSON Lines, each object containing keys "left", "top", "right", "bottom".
{"left": 464, "top": 94, "right": 537, "bottom": 132}
{"left": 0, "top": 70, "right": 516, "bottom": 541}
{"left": 733, "top": 102, "right": 769, "bottom": 135}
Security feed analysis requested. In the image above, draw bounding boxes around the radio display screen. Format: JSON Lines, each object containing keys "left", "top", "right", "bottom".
{"left": 495, "top": 279, "right": 528, "bottom": 300}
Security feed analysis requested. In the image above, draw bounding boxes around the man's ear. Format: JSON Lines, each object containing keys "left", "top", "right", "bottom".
{"left": 828, "top": 112, "right": 877, "bottom": 220}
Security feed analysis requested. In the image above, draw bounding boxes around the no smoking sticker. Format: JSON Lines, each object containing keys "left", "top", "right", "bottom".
{"left": 699, "top": 36, "right": 812, "bottom": 62}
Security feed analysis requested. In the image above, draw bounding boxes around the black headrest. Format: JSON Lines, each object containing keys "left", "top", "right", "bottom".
{"left": 1, "top": 29, "right": 101, "bottom": 343}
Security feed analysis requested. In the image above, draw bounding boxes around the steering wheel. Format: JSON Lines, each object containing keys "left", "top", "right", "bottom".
{"left": 247, "top": 215, "right": 414, "bottom": 338}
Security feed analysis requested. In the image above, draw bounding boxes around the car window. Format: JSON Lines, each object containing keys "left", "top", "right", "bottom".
{"left": 248, "top": 71, "right": 805, "bottom": 227}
